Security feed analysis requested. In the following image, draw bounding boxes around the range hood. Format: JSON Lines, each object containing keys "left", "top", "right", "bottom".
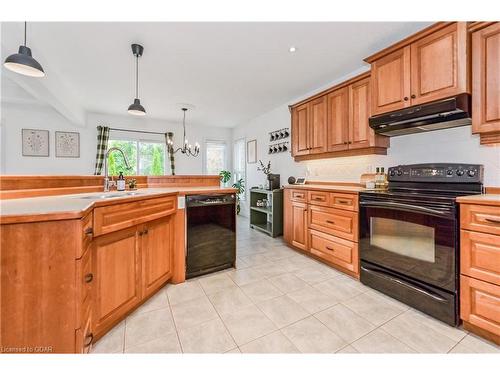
{"left": 369, "top": 94, "right": 471, "bottom": 137}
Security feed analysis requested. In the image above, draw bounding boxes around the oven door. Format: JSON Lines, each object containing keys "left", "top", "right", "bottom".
{"left": 359, "top": 195, "right": 457, "bottom": 292}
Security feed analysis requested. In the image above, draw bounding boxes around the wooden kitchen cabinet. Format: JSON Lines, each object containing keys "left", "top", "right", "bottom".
{"left": 141, "top": 216, "right": 174, "bottom": 298}
{"left": 92, "top": 226, "right": 142, "bottom": 338}
{"left": 366, "top": 22, "right": 469, "bottom": 116}
{"left": 291, "top": 103, "right": 310, "bottom": 156}
{"left": 291, "top": 72, "right": 389, "bottom": 161}
{"left": 471, "top": 22, "right": 500, "bottom": 145}
{"left": 370, "top": 46, "right": 411, "bottom": 115}
{"left": 291, "top": 200, "right": 308, "bottom": 251}
{"left": 326, "top": 87, "right": 349, "bottom": 152}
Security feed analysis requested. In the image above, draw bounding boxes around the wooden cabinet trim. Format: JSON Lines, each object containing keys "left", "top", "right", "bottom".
{"left": 461, "top": 204, "right": 500, "bottom": 236}
{"left": 307, "top": 190, "right": 331, "bottom": 207}
{"left": 291, "top": 201, "right": 308, "bottom": 250}
{"left": 308, "top": 204, "right": 358, "bottom": 242}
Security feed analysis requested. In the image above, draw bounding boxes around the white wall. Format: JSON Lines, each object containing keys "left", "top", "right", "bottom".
{"left": 233, "top": 74, "right": 500, "bottom": 217}
{"left": 0, "top": 103, "right": 232, "bottom": 175}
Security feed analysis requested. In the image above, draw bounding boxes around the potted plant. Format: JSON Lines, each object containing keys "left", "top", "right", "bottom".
{"left": 219, "top": 170, "right": 245, "bottom": 215}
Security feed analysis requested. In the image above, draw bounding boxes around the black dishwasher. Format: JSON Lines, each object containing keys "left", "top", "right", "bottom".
{"left": 186, "top": 194, "right": 236, "bottom": 278}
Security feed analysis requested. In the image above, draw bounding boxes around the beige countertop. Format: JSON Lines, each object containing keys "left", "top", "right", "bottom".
{"left": 0, "top": 186, "right": 237, "bottom": 223}
{"left": 284, "top": 184, "right": 365, "bottom": 193}
{"left": 456, "top": 194, "right": 500, "bottom": 207}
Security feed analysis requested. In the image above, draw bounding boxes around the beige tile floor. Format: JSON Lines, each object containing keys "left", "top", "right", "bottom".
{"left": 92, "top": 217, "right": 500, "bottom": 354}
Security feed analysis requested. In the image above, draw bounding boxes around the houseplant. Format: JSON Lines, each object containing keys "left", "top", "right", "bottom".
{"left": 219, "top": 170, "right": 245, "bottom": 215}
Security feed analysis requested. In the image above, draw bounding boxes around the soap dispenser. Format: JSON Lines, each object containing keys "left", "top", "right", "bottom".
{"left": 117, "top": 172, "right": 126, "bottom": 191}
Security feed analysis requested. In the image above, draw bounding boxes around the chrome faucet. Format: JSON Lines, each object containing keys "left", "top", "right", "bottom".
{"left": 103, "top": 147, "right": 131, "bottom": 192}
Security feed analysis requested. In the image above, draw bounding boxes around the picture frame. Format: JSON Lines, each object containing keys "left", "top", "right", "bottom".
{"left": 247, "top": 139, "right": 257, "bottom": 164}
{"left": 55, "top": 131, "right": 80, "bottom": 158}
{"left": 22, "top": 129, "right": 49, "bottom": 157}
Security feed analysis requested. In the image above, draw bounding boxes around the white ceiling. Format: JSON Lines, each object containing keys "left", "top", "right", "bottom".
{"left": 1, "top": 22, "right": 431, "bottom": 128}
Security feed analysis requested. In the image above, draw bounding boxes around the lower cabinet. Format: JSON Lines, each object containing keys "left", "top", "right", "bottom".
{"left": 291, "top": 200, "right": 308, "bottom": 250}
{"left": 141, "top": 216, "right": 174, "bottom": 298}
{"left": 92, "top": 226, "right": 142, "bottom": 337}
{"left": 92, "top": 212, "right": 175, "bottom": 339}
{"left": 285, "top": 188, "right": 360, "bottom": 278}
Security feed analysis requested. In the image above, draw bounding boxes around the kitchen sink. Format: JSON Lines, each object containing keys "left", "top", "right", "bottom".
{"left": 76, "top": 191, "right": 144, "bottom": 199}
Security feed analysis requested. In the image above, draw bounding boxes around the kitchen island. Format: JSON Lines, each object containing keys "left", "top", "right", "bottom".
{"left": 0, "top": 175, "right": 236, "bottom": 353}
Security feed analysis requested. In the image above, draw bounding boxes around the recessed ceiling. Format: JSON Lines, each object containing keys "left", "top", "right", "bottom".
{"left": 1, "top": 22, "right": 431, "bottom": 127}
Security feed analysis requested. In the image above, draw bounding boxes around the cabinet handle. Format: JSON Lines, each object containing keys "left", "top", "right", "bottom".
{"left": 484, "top": 216, "right": 500, "bottom": 224}
{"left": 326, "top": 220, "right": 335, "bottom": 224}
{"left": 84, "top": 227, "right": 93, "bottom": 237}
{"left": 344, "top": 141, "right": 348, "bottom": 145}
{"left": 84, "top": 333, "right": 94, "bottom": 348}
{"left": 326, "top": 246, "right": 335, "bottom": 252}
{"left": 138, "top": 231, "right": 144, "bottom": 236}
{"left": 144, "top": 229, "right": 149, "bottom": 235}
{"left": 404, "top": 97, "right": 409, "bottom": 101}
{"left": 411, "top": 94, "right": 416, "bottom": 99}
{"left": 84, "top": 273, "right": 93, "bottom": 283}
{"left": 313, "top": 197, "right": 324, "bottom": 201}
{"left": 337, "top": 200, "right": 350, "bottom": 204}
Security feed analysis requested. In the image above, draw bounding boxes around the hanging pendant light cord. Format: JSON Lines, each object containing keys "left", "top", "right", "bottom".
{"left": 24, "top": 21, "right": 27, "bottom": 46}
{"left": 135, "top": 55, "right": 139, "bottom": 98}
{"left": 183, "top": 109, "right": 187, "bottom": 145}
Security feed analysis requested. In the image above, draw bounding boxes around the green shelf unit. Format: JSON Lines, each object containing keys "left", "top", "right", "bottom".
{"left": 249, "top": 188, "right": 283, "bottom": 238}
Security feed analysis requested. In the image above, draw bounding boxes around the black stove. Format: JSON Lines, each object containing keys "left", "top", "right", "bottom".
{"left": 359, "top": 163, "right": 483, "bottom": 326}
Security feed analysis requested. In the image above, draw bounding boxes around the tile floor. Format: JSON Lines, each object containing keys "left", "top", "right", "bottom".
{"left": 92, "top": 217, "right": 500, "bottom": 354}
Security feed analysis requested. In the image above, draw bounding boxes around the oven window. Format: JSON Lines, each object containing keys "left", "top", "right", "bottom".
{"left": 370, "top": 217, "right": 435, "bottom": 263}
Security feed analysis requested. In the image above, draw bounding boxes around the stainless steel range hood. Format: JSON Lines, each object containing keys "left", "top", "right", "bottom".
{"left": 369, "top": 94, "right": 471, "bottom": 137}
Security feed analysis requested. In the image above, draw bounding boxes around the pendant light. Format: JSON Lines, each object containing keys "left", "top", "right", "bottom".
{"left": 127, "top": 44, "right": 146, "bottom": 116}
{"left": 3, "top": 22, "right": 45, "bottom": 78}
{"left": 167, "top": 107, "right": 200, "bottom": 157}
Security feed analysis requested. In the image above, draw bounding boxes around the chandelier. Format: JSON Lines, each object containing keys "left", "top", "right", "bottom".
{"left": 168, "top": 107, "right": 200, "bottom": 157}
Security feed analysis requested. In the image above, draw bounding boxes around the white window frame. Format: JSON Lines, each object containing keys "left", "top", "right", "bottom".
{"left": 108, "top": 133, "right": 167, "bottom": 175}
{"left": 203, "top": 139, "right": 228, "bottom": 175}
{"left": 233, "top": 138, "right": 246, "bottom": 201}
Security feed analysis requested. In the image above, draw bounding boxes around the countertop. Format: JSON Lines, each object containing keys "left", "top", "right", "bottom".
{"left": 284, "top": 184, "right": 365, "bottom": 193}
{"left": 0, "top": 186, "right": 237, "bottom": 224}
{"left": 456, "top": 194, "right": 500, "bottom": 207}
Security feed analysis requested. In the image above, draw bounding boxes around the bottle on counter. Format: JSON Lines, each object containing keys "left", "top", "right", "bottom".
{"left": 380, "top": 167, "right": 388, "bottom": 189}
{"left": 117, "top": 172, "right": 126, "bottom": 191}
{"left": 375, "top": 167, "right": 381, "bottom": 189}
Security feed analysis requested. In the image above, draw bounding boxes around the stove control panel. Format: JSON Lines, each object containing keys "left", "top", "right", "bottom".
{"left": 388, "top": 163, "right": 484, "bottom": 184}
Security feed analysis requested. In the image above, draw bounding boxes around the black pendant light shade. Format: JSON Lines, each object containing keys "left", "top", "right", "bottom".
{"left": 128, "top": 98, "right": 146, "bottom": 116}
{"left": 3, "top": 22, "right": 45, "bottom": 78}
{"left": 128, "top": 43, "right": 146, "bottom": 116}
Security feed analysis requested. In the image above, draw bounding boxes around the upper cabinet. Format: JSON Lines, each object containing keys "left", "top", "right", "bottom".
{"left": 291, "top": 72, "right": 389, "bottom": 161}
{"left": 366, "top": 22, "right": 470, "bottom": 116}
{"left": 471, "top": 22, "right": 500, "bottom": 145}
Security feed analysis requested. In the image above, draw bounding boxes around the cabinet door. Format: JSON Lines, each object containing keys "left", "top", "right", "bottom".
{"left": 348, "top": 77, "right": 373, "bottom": 149}
{"left": 291, "top": 103, "right": 310, "bottom": 156}
{"left": 291, "top": 201, "right": 308, "bottom": 251}
{"left": 92, "top": 226, "right": 141, "bottom": 336}
{"left": 308, "top": 96, "right": 327, "bottom": 154}
{"left": 283, "top": 189, "right": 293, "bottom": 244}
{"left": 326, "top": 87, "right": 349, "bottom": 152}
{"left": 411, "top": 23, "right": 468, "bottom": 105}
{"left": 371, "top": 46, "right": 411, "bottom": 115}
{"left": 141, "top": 216, "right": 174, "bottom": 298}
{"left": 472, "top": 23, "right": 500, "bottom": 135}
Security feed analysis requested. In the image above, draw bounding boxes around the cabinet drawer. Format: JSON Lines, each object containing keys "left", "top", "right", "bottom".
{"left": 461, "top": 204, "right": 500, "bottom": 236}
{"left": 331, "top": 192, "right": 358, "bottom": 212}
{"left": 461, "top": 230, "right": 500, "bottom": 285}
{"left": 309, "top": 229, "right": 358, "bottom": 274}
{"left": 308, "top": 205, "right": 358, "bottom": 242}
{"left": 461, "top": 275, "right": 500, "bottom": 337}
{"left": 307, "top": 190, "right": 331, "bottom": 206}
{"left": 93, "top": 195, "right": 176, "bottom": 236}
{"left": 290, "top": 189, "right": 307, "bottom": 203}
{"left": 75, "top": 301, "right": 93, "bottom": 354}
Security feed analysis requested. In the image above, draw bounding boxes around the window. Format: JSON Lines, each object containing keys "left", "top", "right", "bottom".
{"left": 233, "top": 138, "right": 246, "bottom": 200}
{"left": 108, "top": 139, "right": 165, "bottom": 176}
{"left": 204, "top": 140, "right": 227, "bottom": 175}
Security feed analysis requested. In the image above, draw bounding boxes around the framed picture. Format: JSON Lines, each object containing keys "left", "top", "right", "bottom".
{"left": 55, "top": 131, "right": 80, "bottom": 158}
{"left": 22, "top": 129, "right": 49, "bottom": 157}
{"left": 247, "top": 139, "right": 257, "bottom": 164}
